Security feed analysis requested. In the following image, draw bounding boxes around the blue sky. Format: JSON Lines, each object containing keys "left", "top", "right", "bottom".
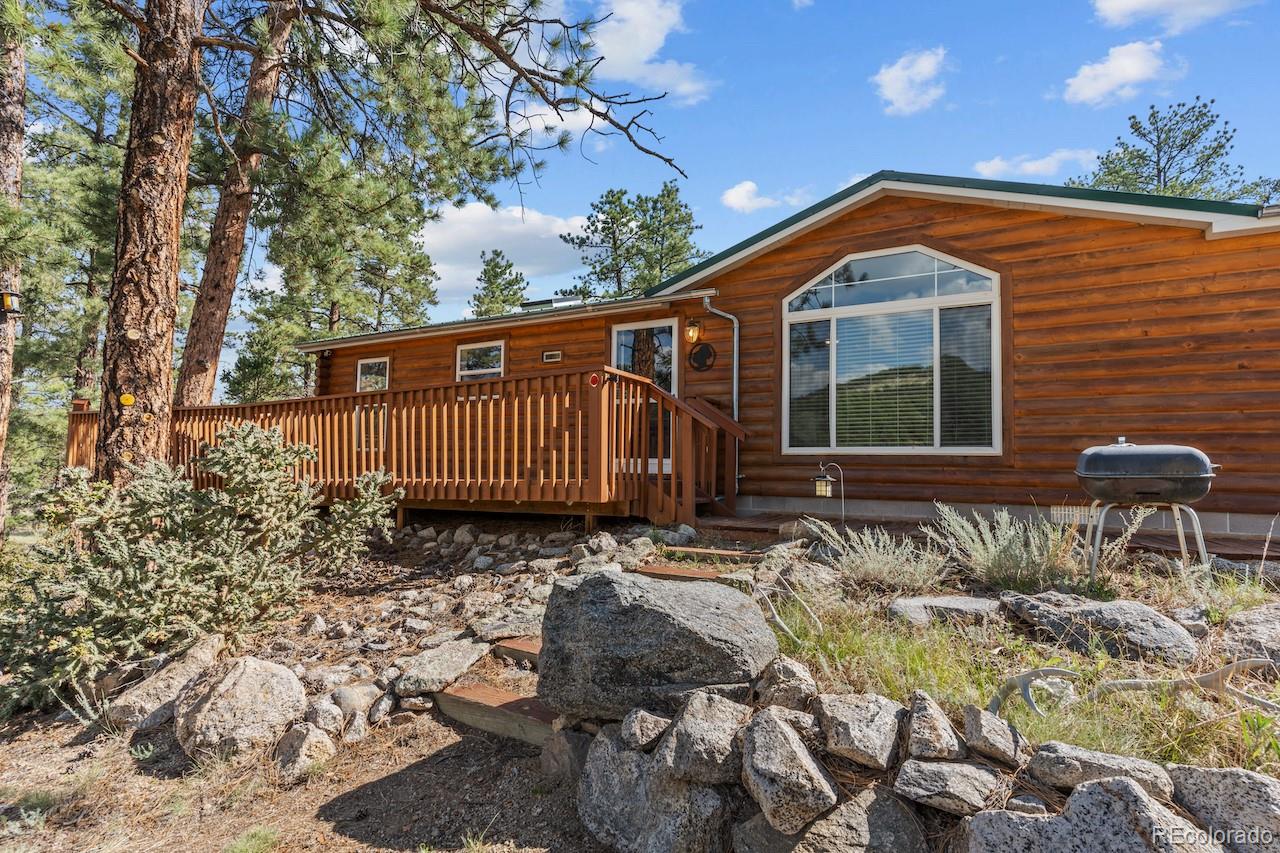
{"left": 250, "top": 0, "right": 1280, "bottom": 327}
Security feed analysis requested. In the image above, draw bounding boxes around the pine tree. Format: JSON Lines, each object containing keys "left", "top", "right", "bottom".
{"left": 2, "top": 8, "right": 130, "bottom": 524}
{"left": 633, "top": 180, "right": 708, "bottom": 293}
{"left": 559, "top": 181, "right": 706, "bottom": 300}
{"left": 223, "top": 137, "right": 441, "bottom": 402}
{"left": 470, "top": 250, "right": 528, "bottom": 317}
{"left": 1070, "top": 97, "right": 1275, "bottom": 202}
{"left": 0, "top": 3, "right": 25, "bottom": 534}
{"left": 559, "top": 188, "right": 639, "bottom": 301}
{"left": 82, "top": 0, "right": 681, "bottom": 480}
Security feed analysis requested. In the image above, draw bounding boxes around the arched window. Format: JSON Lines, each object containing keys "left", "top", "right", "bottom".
{"left": 782, "top": 246, "right": 1001, "bottom": 454}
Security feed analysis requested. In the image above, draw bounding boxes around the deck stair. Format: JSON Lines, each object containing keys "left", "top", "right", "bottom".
{"left": 660, "top": 545, "right": 765, "bottom": 563}
{"left": 491, "top": 636, "right": 541, "bottom": 667}
{"left": 634, "top": 563, "right": 731, "bottom": 582}
{"left": 433, "top": 682, "right": 556, "bottom": 746}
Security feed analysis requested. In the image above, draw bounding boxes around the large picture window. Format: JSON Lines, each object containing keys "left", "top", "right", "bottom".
{"left": 783, "top": 247, "right": 1000, "bottom": 454}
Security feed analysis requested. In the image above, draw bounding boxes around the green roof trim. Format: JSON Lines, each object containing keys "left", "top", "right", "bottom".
{"left": 297, "top": 289, "right": 706, "bottom": 351}
{"left": 644, "top": 170, "right": 1264, "bottom": 296}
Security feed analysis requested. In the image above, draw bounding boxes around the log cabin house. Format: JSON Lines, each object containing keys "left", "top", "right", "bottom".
{"left": 66, "top": 171, "right": 1280, "bottom": 534}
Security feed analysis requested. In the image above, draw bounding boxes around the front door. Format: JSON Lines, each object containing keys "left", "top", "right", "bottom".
{"left": 612, "top": 319, "right": 678, "bottom": 472}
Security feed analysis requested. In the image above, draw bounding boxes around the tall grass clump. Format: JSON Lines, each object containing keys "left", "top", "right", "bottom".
{"left": 0, "top": 423, "right": 400, "bottom": 717}
{"left": 925, "top": 503, "right": 1080, "bottom": 591}
{"left": 803, "top": 517, "right": 948, "bottom": 594}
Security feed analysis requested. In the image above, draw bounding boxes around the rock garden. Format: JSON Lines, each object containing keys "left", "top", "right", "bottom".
{"left": 1, "top": 433, "right": 1279, "bottom": 852}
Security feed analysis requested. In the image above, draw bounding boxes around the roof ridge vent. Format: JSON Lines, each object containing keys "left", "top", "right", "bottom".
{"left": 520, "top": 296, "right": 582, "bottom": 312}
{"left": 1261, "top": 204, "right": 1280, "bottom": 219}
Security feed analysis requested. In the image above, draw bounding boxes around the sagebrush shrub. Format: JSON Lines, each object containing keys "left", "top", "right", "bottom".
{"left": 924, "top": 502, "right": 1080, "bottom": 591}
{"left": 0, "top": 423, "right": 399, "bottom": 715}
{"left": 803, "top": 517, "right": 948, "bottom": 594}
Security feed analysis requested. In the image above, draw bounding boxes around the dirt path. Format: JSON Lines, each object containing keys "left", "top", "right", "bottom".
{"left": 0, "top": 708, "right": 606, "bottom": 852}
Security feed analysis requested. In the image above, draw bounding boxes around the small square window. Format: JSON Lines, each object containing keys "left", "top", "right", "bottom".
{"left": 457, "top": 341, "right": 504, "bottom": 381}
{"left": 356, "top": 357, "right": 389, "bottom": 392}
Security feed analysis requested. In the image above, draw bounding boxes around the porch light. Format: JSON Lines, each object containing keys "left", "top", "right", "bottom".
{"left": 0, "top": 290, "right": 20, "bottom": 316}
{"left": 684, "top": 319, "right": 703, "bottom": 344}
{"left": 812, "top": 462, "right": 846, "bottom": 528}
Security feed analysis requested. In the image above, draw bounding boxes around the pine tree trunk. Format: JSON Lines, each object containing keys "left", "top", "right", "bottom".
{"left": 174, "top": 8, "right": 292, "bottom": 407}
{"left": 94, "top": 0, "right": 205, "bottom": 484}
{"left": 0, "top": 34, "right": 24, "bottom": 535}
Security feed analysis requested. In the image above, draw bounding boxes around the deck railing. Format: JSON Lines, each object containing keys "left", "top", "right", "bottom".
{"left": 64, "top": 365, "right": 743, "bottom": 526}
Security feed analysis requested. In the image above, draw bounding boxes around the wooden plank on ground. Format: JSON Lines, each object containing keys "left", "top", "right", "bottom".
{"left": 434, "top": 683, "right": 556, "bottom": 746}
{"left": 635, "top": 563, "right": 727, "bottom": 582}
{"left": 662, "top": 545, "right": 764, "bottom": 563}
{"left": 492, "top": 636, "right": 542, "bottom": 667}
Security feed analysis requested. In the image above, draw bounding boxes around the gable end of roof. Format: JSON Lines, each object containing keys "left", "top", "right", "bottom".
{"left": 646, "top": 170, "right": 1268, "bottom": 297}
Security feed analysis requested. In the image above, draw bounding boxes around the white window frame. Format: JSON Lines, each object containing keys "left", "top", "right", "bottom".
{"left": 781, "top": 244, "right": 1002, "bottom": 456}
{"left": 455, "top": 339, "right": 505, "bottom": 381}
{"left": 610, "top": 317, "right": 679, "bottom": 395}
{"left": 355, "top": 356, "right": 390, "bottom": 393}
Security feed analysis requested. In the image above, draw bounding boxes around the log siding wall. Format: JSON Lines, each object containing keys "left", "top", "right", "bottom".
{"left": 314, "top": 195, "right": 1280, "bottom": 516}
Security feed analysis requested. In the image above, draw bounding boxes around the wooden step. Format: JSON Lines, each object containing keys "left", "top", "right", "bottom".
{"left": 492, "top": 636, "right": 542, "bottom": 667}
{"left": 434, "top": 683, "right": 556, "bottom": 746}
{"left": 635, "top": 563, "right": 728, "bottom": 582}
{"left": 662, "top": 545, "right": 764, "bottom": 563}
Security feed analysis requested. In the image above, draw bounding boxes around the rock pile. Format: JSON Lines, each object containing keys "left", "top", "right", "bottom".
{"left": 539, "top": 572, "right": 1278, "bottom": 853}
{"left": 89, "top": 520, "right": 679, "bottom": 781}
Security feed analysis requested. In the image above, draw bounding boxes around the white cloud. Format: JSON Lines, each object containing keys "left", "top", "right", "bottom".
{"left": 419, "top": 203, "right": 587, "bottom": 319}
{"left": 591, "top": 0, "right": 714, "bottom": 105}
{"left": 837, "top": 172, "right": 871, "bottom": 190}
{"left": 720, "top": 181, "right": 780, "bottom": 213}
{"left": 783, "top": 187, "right": 815, "bottom": 207}
{"left": 510, "top": 102, "right": 602, "bottom": 138}
{"left": 1063, "top": 40, "right": 1175, "bottom": 106}
{"left": 1093, "top": 0, "right": 1254, "bottom": 33}
{"left": 720, "top": 181, "right": 816, "bottom": 214}
{"left": 973, "top": 148, "right": 1099, "bottom": 179}
{"left": 792, "top": 0, "right": 814, "bottom": 7}
{"left": 870, "top": 47, "right": 948, "bottom": 116}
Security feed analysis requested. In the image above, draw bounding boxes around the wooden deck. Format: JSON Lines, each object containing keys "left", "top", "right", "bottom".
{"left": 64, "top": 366, "right": 746, "bottom": 527}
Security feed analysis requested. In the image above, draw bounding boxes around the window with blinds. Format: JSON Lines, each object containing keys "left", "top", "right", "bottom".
{"left": 783, "top": 247, "right": 999, "bottom": 453}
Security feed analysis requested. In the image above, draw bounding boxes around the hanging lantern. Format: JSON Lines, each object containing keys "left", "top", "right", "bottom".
{"left": 684, "top": 319, "right": 703, "bottom": 344}
{"left": 812, "top": 471, "right": 836, "bottom": 498}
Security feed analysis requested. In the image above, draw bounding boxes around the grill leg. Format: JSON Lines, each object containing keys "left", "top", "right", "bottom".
{"left": 1173, "top": 503, "right": 1209, "bottom": 568}
{"left": 1170, "top": 503, "right": 1191, "bottom": 572}
{"left": 1089, "top": 503, "right": 1115, "bottom": 584}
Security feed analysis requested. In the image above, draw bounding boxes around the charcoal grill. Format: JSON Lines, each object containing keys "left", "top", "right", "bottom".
{"left": 1075, "top": 437, "right": 1219, "bottom": 580}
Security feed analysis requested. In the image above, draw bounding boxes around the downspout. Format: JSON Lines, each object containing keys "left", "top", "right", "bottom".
{"left": 702, "top": 294, "right": 742, "bottom": 496}
{"left": 701, "top": 294, "right": 739, "bottom": 420}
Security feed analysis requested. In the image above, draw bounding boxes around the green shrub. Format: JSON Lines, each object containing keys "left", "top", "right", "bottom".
{"left": 802, "top": 517, "right": 948, "bottom": 594}
{"left": 924, "top": 502, "right": 1080, "bottom": 591}
{"left": 0, "top": 423, "right": 399, "bottom": 716}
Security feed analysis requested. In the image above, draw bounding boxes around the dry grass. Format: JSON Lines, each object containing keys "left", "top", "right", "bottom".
{"left": 925, "top": 503, "right": 1081, "bottom": 592}
{"left": 782, "top": 601, "right": 1280, "bottom": 776}
{"left": 802, "top": 518, "right": 949, "bottom": 594}
{"left": 223, "top": 827, "right": 280, "bottom": 853}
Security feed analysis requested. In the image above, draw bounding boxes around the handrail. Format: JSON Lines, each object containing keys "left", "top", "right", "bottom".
{"left": 598, "top": 365, "right": 722, "bottom": 432}
{"left": 64, "top": 363, "right": 741, "bottom": 526}
{"left": 684, "top": 396, "right": 748, "bottom": 441}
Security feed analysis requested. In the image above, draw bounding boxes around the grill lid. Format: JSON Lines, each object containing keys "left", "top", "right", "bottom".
{"left": 1075, "top": 437, "right": 1217, "bottom": 480}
